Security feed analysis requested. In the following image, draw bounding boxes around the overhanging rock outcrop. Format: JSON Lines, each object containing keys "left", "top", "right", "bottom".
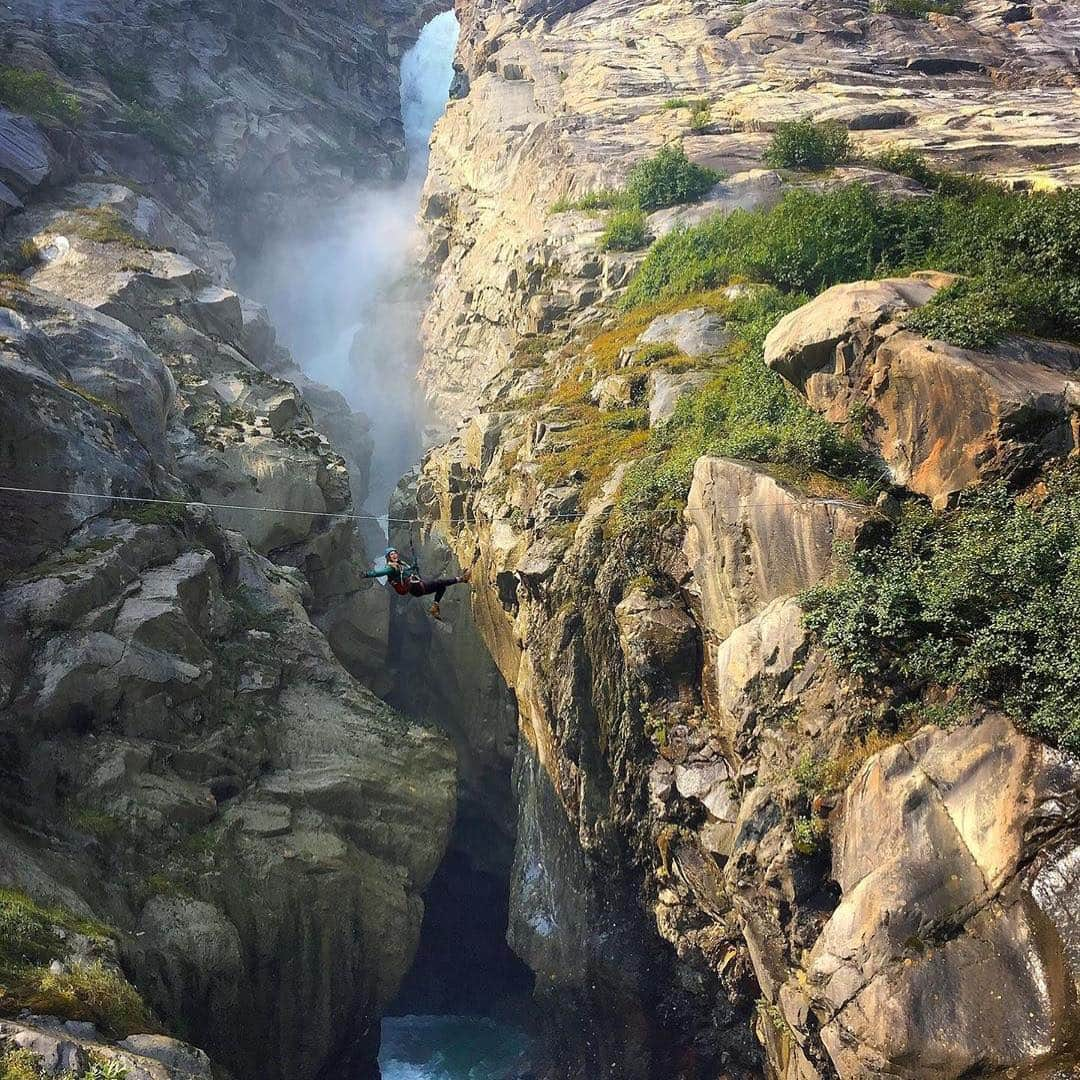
{"left": 765, "top": 276, "right": 1080, "bottom": 507}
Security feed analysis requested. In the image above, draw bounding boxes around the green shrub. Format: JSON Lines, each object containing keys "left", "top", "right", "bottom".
{"left": 763, "top": 118, "right": 850, "bottom": 171}
{"left": 622, "top": 181, "right": 1080, "bottom": 345}
{"left": 0, "top": 67, "right": 80, "bottom": 124}
{"left": 792, "top": 816, "right": 827, "bottom": 855}
{"left": 601, "top": 208, "right": 649, "bottom": 251}
{"left": 120, "top": 103, "right": 187, "bottom": 157}
{"left": 905, "top": 278, "right": 1013, "bottom": 349}
{"left": 99, "top": 59, "right": 153, "bottom": 103}
{"left": 626, "top": 145, "right": 721, "bottom": 212}
{"left": 801, "top": 466, "right": 1080, "bottom": 752}
{"left": 870, "top": 0, "right": 963, "bottom": 16}
{"left": 0, "top": 1047, "right": 41, "bottom": 1080}
{"left": 866, "top": 146, "right": 939, "bottom": 187}
{"left": 619, "top": 288, "right": 870, "bottom": 514}
{"left": 689, "top": 102, "right": 711, "bottom": 132}
{"left": 663, "top": 97, "right": 695, "bottom": 110}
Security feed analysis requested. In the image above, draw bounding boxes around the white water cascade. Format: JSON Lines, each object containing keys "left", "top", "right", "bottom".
{"left": 243, "top": 10, "right": 459, "bottom": 512}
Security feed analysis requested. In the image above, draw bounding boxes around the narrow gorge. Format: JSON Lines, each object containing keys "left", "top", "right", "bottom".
{"left": 2, "top": 2, "right": 1080, "bottom": 1080}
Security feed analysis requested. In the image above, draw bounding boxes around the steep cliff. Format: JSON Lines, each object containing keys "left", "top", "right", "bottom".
{"left": 0, "top": 4, "right": 458, "bottom": 1079}
{"left": 402, "top": 0, "right": 1080, "bottom": 1076}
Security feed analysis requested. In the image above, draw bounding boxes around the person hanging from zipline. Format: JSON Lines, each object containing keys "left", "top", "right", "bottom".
{"left": 364, "top": 546, "right": 471, "bottom": 620}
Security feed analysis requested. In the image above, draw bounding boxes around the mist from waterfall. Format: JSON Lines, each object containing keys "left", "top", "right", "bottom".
{"left": 241, "top": 10, "right": 459, "bottom": 512}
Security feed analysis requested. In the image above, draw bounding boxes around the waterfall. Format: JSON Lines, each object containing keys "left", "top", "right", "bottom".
{"left": 241, "top": 10, "right": 459, "bottom": 512}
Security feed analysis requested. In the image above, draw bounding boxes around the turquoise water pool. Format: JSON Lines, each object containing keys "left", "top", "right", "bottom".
{"left": 378, "top": 1015, "right": 531, "bottom": 1080}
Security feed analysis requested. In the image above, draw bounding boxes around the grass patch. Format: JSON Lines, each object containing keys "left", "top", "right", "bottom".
{"left": 601, "top": 207, "right": 649, "bottom": 251}
{"left": 61, "top": 207, "right": 141, "bottom": 248}
{"left": 69, "top": 808, "right": 124, "bottom": 841}
{"left": 618, "top": 287, "right": 871, "bottom": 516}
{"left": 0, "top": 890, "right": 151, "bottom": 1038}
{"left": 689, "top": 102, "right": 712, "bottom": 133}
{"left": 801, "top": 465, "right": 1080, "bottom": 752}
{"left": 536, "top": 407, "right": 649, "bottom": 503}
{"left": 621, "top": 180, "right": 1080, "bottom": 347}
{"left": 57, "top": 380, "right": 123, "bottom": 418}
{"left": 763, "top": 118, "right": 850, "bottom": 171}
{"left": 550, "top": 188, "right": 632, "bottom": 214}
{"left": 109, "top": 499, "right": 187, "bottom": 527}
{"left": 794, "top": 728, "right": 910, "bottom": 795}
{"left": 24, "top": 961, "right": 157, "bottom": 1038}
{"left": 0, "top": 1047, "right": 41, "bottom": 1080}
{"left": 0, "top": 67, "right": 80, "bottom": 124}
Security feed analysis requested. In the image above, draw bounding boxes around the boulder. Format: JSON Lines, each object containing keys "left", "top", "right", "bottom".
{"left": 638, "top": 307, "right": 733, "bottom": 358}
{"left": 589, "top": 372, "right": 638, "bottom": 410}
{"left": 647, "top": 369, "right": 713, "bottom": 426}
{"left": 765, "top": 276, "right": 1080, "bottom": 504}
{"left": 684, "top": 457, "right": 873, "bottom": 642}
{"left": 806, "top": 714, "right": 1080, "bottom": 1078}
{"left": 763, "top": 275, "right": 948, "bottom": 387}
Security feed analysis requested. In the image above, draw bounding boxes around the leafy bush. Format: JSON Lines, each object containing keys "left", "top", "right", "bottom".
{"left": 99, "top": 58, "right": 153, "bottom": 103}
{"left": 689, "top": 102, "right": 711, "bottom": 132}
{"left": 0, "top": 67, "right": 80, "bottom": 124}
{"left": 0, "top": 1047, "right": 41, "bottom": 1080}
{"left": 763, "top": 118, "right": 850, "bottom": 171}
{"left": 792, "top": 816, "right": 827, "bottom": 856}
{"left": 626, "top": 145, "right": 721, "bottom": 212}
{"left": 601, "top": 208, "right": 649, "bottom": 251}
{"left": 801, "top": 466, "right": 1080, "bottom": 752}
{"left": 622, "top": 181, "right": 1080, "bottom": 346}
{"left": 870, "top": 0, "right": 963, "bottom": 16}
{"left": 619, "top": 288, "right": 870, "bottom": 514}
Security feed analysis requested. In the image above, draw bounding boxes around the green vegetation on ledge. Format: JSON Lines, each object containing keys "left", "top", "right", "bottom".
{"left": 0, "top": 67, "right": 81, "bottom": 125}
{"left": 0, "top": 889, "right": 156, "bottom": 1039}
{"left": 551, "top": 145, "right": 721, "bottom": 224}
{"left": 801, "top": 465, "right": 1080, "bottom": 752}
{"left": 621, "top": 177, "right": 1080, "bottom": 348}
{"left": 763, "top": 118, "right": 850, "bottom": 171}
{"left": 870, "top": 0, "right": 964, "bottom": 16}
{"left": 618, "top": 287, "right": 872, "bottom": 517}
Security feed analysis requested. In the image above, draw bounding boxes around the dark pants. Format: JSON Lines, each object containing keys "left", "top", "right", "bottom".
{"left": 408, "top": 577, "right": 461, "bottom": 602}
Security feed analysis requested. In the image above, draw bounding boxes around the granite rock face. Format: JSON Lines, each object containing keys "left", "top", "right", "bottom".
{"left": 0, "top": 6, "right": 457, "bottom": 1079}
{"left": 419, "top": 0, "right": 1080, "bottom": 427}
{"left": 398, "top": 2, "right": 1080, "bottom": 1075}
{"left": 765, "top": 276, "right": 1080, "bottom": 505}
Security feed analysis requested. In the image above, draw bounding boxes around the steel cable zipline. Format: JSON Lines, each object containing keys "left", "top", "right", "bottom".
{"left": 0, "top": 483, "right": 877, "bottom": 530}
